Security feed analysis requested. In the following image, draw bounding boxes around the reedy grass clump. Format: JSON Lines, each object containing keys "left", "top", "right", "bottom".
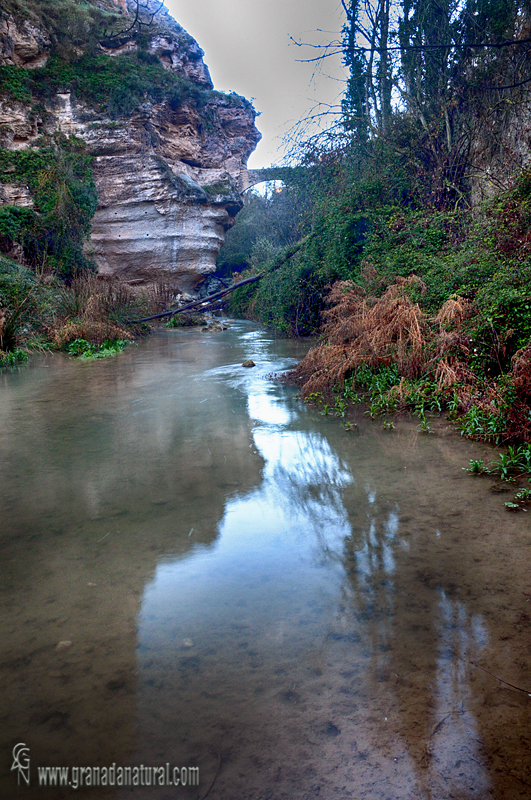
{"left": 293, "top": 277, "right": 472, "bottom": 398}
{"left": 0, "top": 256, "right": 58, "bottom": 353}
{"left": 0, "top": 257, "right": 157, "bottom": 359}
{"left": 51, "top": 274, "right": 154, "bottom": 349}
{"left": 0, "top": 348, "right": 28, "bottom": 368}
{"left": 465, "top": 445, "right": 531, "bottom": 511}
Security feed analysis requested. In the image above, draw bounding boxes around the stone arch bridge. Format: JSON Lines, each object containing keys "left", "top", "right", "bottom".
{"left": 237, "top": 167, "right": 293, "bottom": 194}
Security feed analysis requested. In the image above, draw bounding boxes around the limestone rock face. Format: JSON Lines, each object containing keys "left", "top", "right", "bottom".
{"left": 0, "top": 15, "right": 50, "bottom": 69}
{"left": 0, "top": 1, "right": 261, "bottom": 294}
{"left": 55, "top": 90, "right": 258, "bottom": 293}
{"left": 0, "top": 183, "right": 33, "bottom": 207}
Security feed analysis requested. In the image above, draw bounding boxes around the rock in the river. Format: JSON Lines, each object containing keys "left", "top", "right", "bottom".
{"left": 201, "top": 320, "right": 230, "bottom": 331}
{"left": 242, "top": 359, "right": 256, "bottom": 368}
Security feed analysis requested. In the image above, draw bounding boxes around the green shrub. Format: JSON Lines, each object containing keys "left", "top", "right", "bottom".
{"left": 459, "top": 406, "right": 507, "bottom": 443}
{"left": 0, "top": 65, "right": 31, "bottom": 101}
{"left": 229, "top": 246, "right": 333, "bottom": 336}
{"left": 0, "top": 143, "right": 97, "bottom": 279}
{"left": 0, "top": 206, "right": 36, "bottom": 248}
{"left": 0, "top": 348, "right": 29, "bottom": 367}
{"left": 0, "top": 256, "right": 58, "bottom": 351}
{"left": 66, "top": 337, "right": 130, "bottom": 358}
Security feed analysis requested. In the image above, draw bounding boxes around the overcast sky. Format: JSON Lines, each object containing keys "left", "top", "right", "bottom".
{"left": 164, "top": 0, "right": 347, "bottom": 168}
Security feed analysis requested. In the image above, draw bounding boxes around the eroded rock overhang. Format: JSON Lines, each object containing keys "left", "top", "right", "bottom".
{"left": 0, "top": 0, "right": 262, "bottom": 294}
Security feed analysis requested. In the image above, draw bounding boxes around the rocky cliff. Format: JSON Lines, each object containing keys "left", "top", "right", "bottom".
{"left": 0, "top": 0, "right": 261, "bottom": 293}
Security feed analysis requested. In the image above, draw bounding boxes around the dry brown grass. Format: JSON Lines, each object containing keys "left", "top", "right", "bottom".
{"left": 145, "top": 281, "right": 178, "bottom": 311}
{"left": 293, "top": 278, "right": 474, "bottom": 397}
{"left": 508, "top": 345, "right": 531, "bottom": 441}
{"left": 288, "top": 277, "right": 531, "bottom": 442}
{"left": 49, "top": 275, "right": 158, "bottom": 347}
{"left": 52, "top": 318, "right": 132, "bottom": 348}
{"left": 512, "top": 343, "right": 531, "bottom": 400}
{"left": 433, "top": 295, "right": 472, "bottom": 330}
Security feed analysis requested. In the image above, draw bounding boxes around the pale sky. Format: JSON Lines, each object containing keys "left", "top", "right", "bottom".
{"left": 164, "top": 0, "right": 347, "bottom": 168}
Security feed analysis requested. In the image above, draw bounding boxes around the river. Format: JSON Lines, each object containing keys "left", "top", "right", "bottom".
{"left": 1, "top": 320, "right": 530, "bottom": 799}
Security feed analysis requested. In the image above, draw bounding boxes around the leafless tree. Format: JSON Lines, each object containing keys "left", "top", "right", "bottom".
{"left": 103, "top": 0, "right": 165, "bottom": 43}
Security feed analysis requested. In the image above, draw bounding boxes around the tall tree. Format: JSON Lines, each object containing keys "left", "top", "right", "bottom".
{"left": 341, "top": 0, "right": 395, "bottom": 138}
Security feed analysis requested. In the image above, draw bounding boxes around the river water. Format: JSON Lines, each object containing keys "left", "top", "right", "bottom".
{"left": 1, "top": 321, "right": 530, "bottom": 800}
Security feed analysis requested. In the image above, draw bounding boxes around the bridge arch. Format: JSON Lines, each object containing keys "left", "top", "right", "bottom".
{"left": 239, "top": 167, "right": 293, "bottom": 193}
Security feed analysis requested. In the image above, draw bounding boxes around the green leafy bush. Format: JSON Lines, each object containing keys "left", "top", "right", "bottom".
{"left": 0, "top": 65, "right": 31, "bottom": 101}
{"left": 0, "top": 143, "right": 97, "bottom": 278}
{"left": 0, "top": 256, "right": 58, "bottom": 351}
{"left": 0, "top": 207, "right": 36, "bottom": 249}
{"left": 458, "top": 406, "right": 507, "bottom": 443}
{"left": 67, "top": 337, "right": 130, "bottom": 358}
{"left": 0, "top": 348, "right": 29, "bottom": 367}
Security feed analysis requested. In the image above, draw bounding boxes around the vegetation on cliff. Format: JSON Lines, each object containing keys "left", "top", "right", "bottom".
{"left": 0, "top": 0, "right": 251, "bottom": 115}
{"left": 0, "top": 136, "right": 97, "bottom": 278}
{"left": 0, "top": 0, "right": 252, "bottom": 361}
{"left": 222, "top": 0, "right": 531, "bottom": 443}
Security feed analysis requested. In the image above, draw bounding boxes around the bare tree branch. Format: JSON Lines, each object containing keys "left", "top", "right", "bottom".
{"left": 104, "top": 0, "right": 165, "bottom": 43}
{"left": 291, "top": 35, "right": 531, "bottom": 59}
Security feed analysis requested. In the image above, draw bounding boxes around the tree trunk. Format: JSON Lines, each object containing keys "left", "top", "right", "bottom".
{"left": 128, "top": 236, "right": 310, "bottom": 324}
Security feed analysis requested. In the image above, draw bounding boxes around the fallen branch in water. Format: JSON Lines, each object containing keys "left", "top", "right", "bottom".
{"left": 127, "top": 236, "right": 310, "bottom": 324}
{"left": 453, "top": 649, "right": 531, "bottom": 696}
{"left": 198, "top": 749, "right": 222, "bottom": 800}
{"left": 469, "top": 658, "right": 531, "bottom": 697}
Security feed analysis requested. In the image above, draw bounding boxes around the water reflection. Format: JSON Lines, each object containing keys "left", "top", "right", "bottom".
{"left": 423, "top": 590, "right": 491, "bottom": 797}
{"left": 1, "top": 323, "right": 530, "bottom": 799}
{"left": 136, "top": 327, "right": 506, "bottom": 799}
{"left": 138, "top": 349, "right": 354, "bottom": 657}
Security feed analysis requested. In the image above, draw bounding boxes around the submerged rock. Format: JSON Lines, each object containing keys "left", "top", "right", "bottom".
{"left": 201, "top": 320, "right": 230, "bottom": 332}
{"left": 168, "top": 313, "right": 208, "bottom": 328}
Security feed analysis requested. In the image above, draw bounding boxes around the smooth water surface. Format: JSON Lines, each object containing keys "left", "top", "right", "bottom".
{"left": 1, "top": 321, "right": 530, "bottom": 799}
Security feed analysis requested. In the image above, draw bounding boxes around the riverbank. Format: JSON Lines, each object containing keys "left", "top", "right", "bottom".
{"left": 227, "top": 176, "right": 531, "bottom": 450}
{"left": 0, "top": 256, "right": 158, "bottom": 364}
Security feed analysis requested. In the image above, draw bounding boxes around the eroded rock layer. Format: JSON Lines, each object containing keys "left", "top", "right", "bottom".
{"left": 0, "top": 0, "right": 261, "bottom": 293}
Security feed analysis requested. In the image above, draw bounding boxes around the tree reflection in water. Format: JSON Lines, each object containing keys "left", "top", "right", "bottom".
{"left": 138, "top": 341, "right": 508, "bottom": 798}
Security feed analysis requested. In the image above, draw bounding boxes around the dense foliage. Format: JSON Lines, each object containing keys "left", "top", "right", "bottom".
{"left": 0, "top": 138, "right": 97, "bottom": 279}
{"left": 228, "top": 150, "right": 531, "bottom": 439}
{"left": 224, "top": 0, "right": 531, "bottom": 442}
{"left": 0, "top": 254, "right": 156, "bottom": 362}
